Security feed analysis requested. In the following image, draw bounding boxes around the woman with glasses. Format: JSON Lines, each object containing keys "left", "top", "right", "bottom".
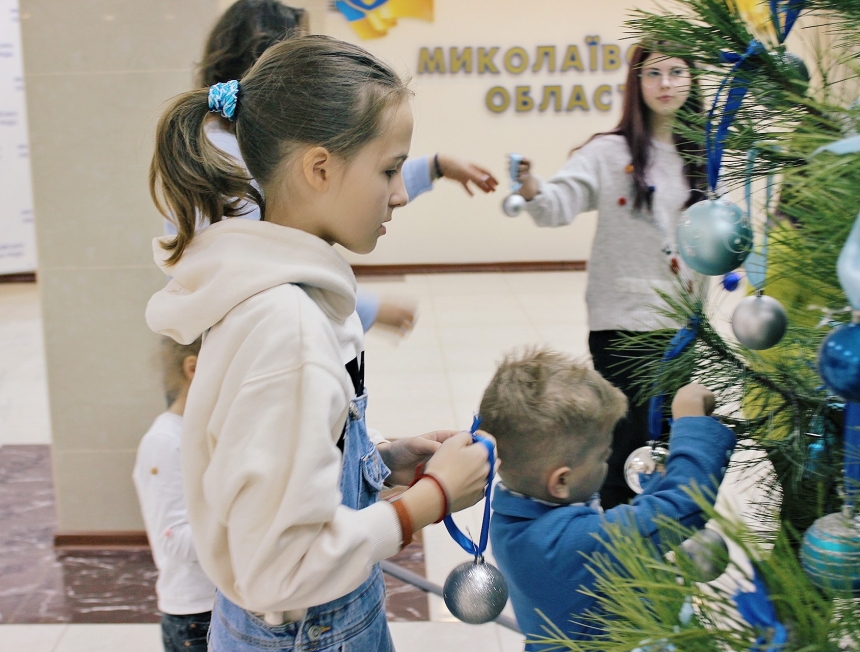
{"left": 512, "top": 43, "right": 705, "bottom": 509}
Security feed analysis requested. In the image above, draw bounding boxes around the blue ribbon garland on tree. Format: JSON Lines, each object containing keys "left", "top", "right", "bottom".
{"left": 705, "top": 40, "right": 765, "bottom": 192}
{"left": 705, "top": 0, "right": 806, "bottom": 192}
{"left": 648, "top": 315, "right": 702, "bottom": 441}
{"left": 443, "top": 415, "right": 495, "bottom": 557}
{"left": 769, "top": 0, "right": 805, "bottom": 43}
{"left": 733, "top": 569, "right": 788, "bottom": 652}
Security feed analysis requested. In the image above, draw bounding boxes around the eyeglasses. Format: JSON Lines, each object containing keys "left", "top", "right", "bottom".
{"left": 639, "top": 67, "right": 691, "bottom": 87}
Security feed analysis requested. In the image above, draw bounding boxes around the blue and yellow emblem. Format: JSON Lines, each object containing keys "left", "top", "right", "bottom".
{"left": 334, "top": 0, "right": 433, "bottom": 39}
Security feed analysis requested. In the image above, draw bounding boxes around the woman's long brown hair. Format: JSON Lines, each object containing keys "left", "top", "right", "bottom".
{"left": 576, "top": 43, "right": 706, "bottom": 211}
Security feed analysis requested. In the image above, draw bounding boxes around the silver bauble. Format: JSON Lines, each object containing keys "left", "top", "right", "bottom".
{"left": 502, "top": 193, "right": 526, "bottom": 217}
{"left": 731, "top": 294, "right": 788, "bottom": 350}
{"left": 677, "top": 199, "right": 754, "bottom": 276}
{"left": 677, "top": 528, "right": 730, "bottom": 583}
{"left": 443, "top": 559, "right": 509, "bottom": 624}
{"left": 800, "top": 510, "right": 860, "bottom": 595}
{"left": 624, "top": 445, "right": 669, "bottom": 494}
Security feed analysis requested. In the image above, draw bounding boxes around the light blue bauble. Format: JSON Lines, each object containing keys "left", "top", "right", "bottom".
{"left": 800, "top": 511, "right": 860, "bottom": 595}
{"left": 818, "top": 321, "right": 860, "bottom": 402}
{"left": 677, "top": 199, "right": 754, "bottom": 276}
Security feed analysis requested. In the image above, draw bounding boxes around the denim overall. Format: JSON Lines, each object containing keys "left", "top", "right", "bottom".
{"left": 209, "top": 355, "right": 395, "bottom": 651}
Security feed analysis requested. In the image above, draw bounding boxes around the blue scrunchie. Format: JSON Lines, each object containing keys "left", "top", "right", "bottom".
{"left": 208, "top": 80, "right": 239, "bottom": 121}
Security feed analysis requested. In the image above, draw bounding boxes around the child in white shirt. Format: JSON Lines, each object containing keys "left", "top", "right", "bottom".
{"left": 133, "top": 337, "right": 214, "bottom": 652}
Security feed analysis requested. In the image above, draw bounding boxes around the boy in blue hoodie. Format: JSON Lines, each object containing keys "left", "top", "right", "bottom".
{"left": 484, "top": 349, "right": 736, "bottom": 648}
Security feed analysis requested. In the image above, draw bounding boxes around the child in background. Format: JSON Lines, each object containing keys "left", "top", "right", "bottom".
{"left": 133, "top": 337, "right": 215, "bottom": 652}
{"left": 146, "top": 36, "right": 494, "bottom": 651}
{"left": 483, "top": 349, "right": 736, "bottom": 648}
{"left": 184, "top": 0, "right": 498, "bottom": 335}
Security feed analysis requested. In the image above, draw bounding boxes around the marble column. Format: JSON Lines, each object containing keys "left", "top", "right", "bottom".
{"left": 21, "top": 0, "right": 219, "bottom": 533}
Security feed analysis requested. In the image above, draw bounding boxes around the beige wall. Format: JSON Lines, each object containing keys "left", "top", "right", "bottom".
{"left": 321, "top": 0, "right": 659, "bottom": 265}
{"left": 22, "top": 0, "right": 220, "bottom": 532}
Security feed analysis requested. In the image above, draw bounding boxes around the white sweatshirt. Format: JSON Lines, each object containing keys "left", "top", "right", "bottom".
{"left": 133, "top": 412, "right": 216, "bottom": 615}
{"left": 145, "top": 219, "right": 401, "bottom": 616}
{"left": 525, "top": 134, "right": 694, "bottom": 332}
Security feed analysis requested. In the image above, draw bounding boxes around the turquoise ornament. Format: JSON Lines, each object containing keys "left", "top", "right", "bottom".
{"left": 677, "top": 198, "right": 754, "bottom": 276}
{"left": 800, "top": 508, "right": 860, "bottom": 594}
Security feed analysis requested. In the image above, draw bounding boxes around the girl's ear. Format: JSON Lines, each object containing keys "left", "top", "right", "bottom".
{"left": 546, "top": 467, "right": 572, "bottom": 500}
{"left": 301, "top": 146, "right": 334, "bottom": 192}
{"left": 182, "top": 355, "right": 197, "bottom": 382}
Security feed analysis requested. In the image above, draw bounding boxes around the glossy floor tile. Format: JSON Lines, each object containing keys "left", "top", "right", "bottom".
{"left": 0, "top": 445, "right": 429, "bottom": 624}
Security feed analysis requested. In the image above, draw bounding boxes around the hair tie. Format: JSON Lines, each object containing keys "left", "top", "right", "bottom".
{"left": 208, "top": 80, "right": 239, "bottom": 121}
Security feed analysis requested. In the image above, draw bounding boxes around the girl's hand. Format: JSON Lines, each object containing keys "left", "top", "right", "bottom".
{"left": 516, "top": 158, "right": 532, "bottom": 183}
{"left": 423, "top": 430, "right": 497, "bottom": 513}
{"left": 374, "top": 297, "right": 418, "bottom": 335}
{"left": 436, "top": 155, "right": 499, "bottom": 195}
{"left": 516, "top": 157, "right": 541, "bottom": 201}
{"left": 377, "top": 431, "right": 459, "bottom": 487}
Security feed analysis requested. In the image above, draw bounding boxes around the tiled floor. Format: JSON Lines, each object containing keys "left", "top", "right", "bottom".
{"left": 0, "top": 445, "right": 427, "bottom": 625}
{"left": 0, "top": 274, "right": 766, "bottom": 651}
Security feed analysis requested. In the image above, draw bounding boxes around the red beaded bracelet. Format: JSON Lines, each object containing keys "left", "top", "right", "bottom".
{"left": 410, "top": 472, "right": 450, "bottom": 524}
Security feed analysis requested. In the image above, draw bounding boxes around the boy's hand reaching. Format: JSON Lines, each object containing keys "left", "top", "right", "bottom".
{"left": 671, "top": 383, "right": 716, "bottom": 419}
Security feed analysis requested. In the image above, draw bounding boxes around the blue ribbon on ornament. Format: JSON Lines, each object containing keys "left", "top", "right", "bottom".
{"left": 705, "top": 40, "right": 765, "bottom": 192}
{"left": 769, "top": 0, "right": 805, "bottom": 43}
{"left": 648, "top": 314, "right": 702, "bottom": 441}
{"left": 733, "top": 569, "right": 787, "bottom": 652}
{"left": 743, "top": 148, "right": 776, "bottom": 291}
{"left": 444, "top": 415, "right": 495, "bottom": 557}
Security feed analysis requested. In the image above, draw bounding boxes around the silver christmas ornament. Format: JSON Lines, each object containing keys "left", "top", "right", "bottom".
{"left": 800, "top": 507, "right": 860, "bottom": 595}
{"left": 502, "top": 193, "right": 526, "bottom": 217}
{"left": 624, "top": 445, "right": 669, "bottom": 494}
{"left": 677, "top": 528, "right": 730, "bottom": 583}
{"left": 731, "top": 292, "right": 788, "bottom": 350}
{"left": 443, "top": 558, "right": 509, "bottom": 624}
{"left": 677, "top": 198, "right": 754, "bottom": 276}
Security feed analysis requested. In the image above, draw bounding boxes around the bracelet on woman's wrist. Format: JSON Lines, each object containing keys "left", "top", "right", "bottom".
{"left": 388, "top": 498, "right": 414, "bottom": 551}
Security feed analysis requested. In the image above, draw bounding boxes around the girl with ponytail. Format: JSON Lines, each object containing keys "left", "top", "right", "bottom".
{"left": 146, "top": 36, "right": 495, "bottom": 651}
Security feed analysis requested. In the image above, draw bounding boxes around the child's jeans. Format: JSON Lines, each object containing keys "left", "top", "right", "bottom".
{"left": 208, "top": 391, "right": 396, "bottom": 651}
{"left": 161, "top": 611, "right": 211, "bottom": 652}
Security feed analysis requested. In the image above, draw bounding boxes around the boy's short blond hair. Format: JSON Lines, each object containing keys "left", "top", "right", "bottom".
{"left": 479, "top": 348, "right": 627, "bottom": 489}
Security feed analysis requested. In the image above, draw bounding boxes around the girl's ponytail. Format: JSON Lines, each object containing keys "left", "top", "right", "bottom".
{"left": 149, "top": 86, "right": 262, "bottom": 265}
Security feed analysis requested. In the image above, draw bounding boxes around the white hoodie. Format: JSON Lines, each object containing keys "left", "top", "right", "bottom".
{"left": 145, "top": 219, "right": 401, "bottom": 616}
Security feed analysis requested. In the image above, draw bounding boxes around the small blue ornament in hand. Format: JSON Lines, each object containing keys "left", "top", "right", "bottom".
{"left": 677, "top": 198, "right": 753, "bottom": 276}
